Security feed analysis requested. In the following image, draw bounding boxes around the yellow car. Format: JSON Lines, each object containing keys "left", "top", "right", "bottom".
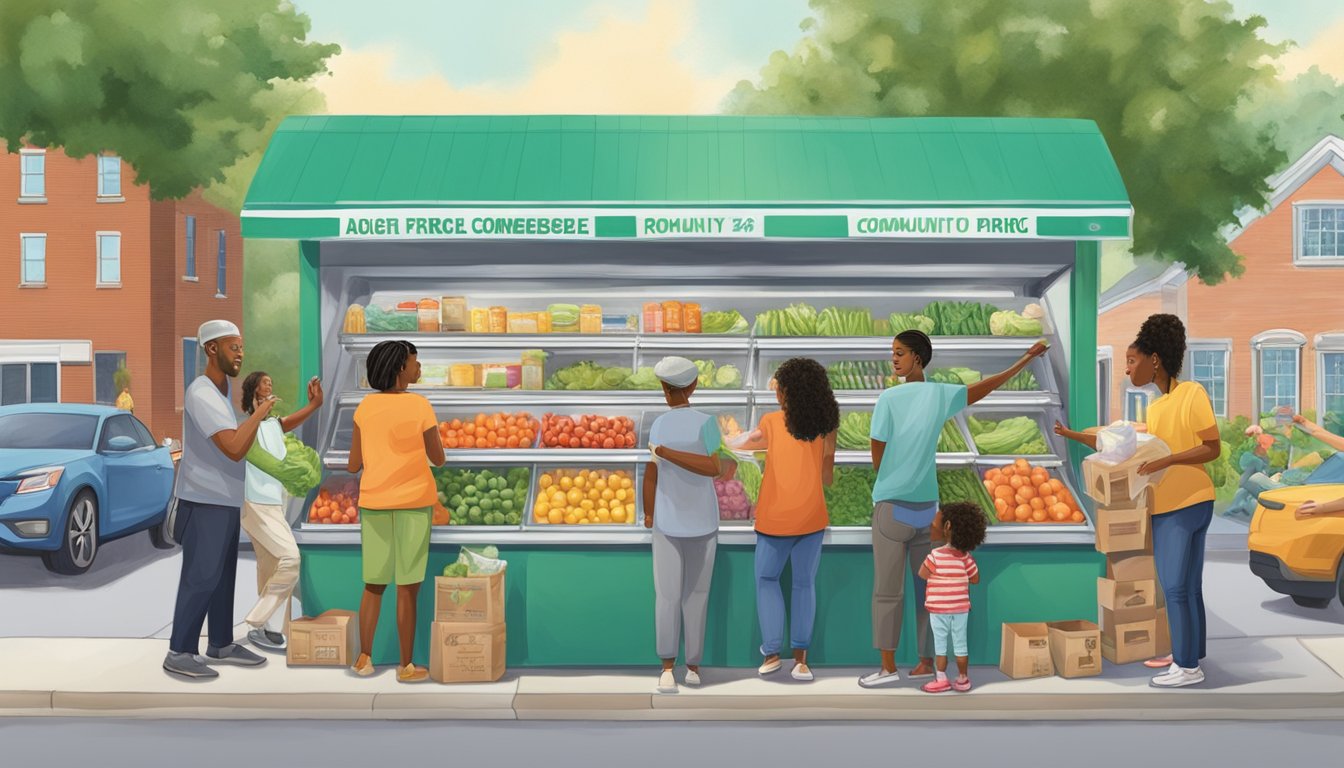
{"left": 1248, "top": 484, "right": 1344, "bottom": 608}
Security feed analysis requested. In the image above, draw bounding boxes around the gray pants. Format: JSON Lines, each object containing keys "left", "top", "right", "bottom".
{"left": 872, "top": 502, "right": 934, "bottom": 657}
{"left": 652, "top": 530, "right": 718, "bottom": 665}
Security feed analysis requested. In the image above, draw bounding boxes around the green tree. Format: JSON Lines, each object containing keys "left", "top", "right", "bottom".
{"left": 0, "top": 0, "right": 338, "bottom": 200}
{"left": 727, "top": 0, "right": 1287, "bottom": 284}
{"left": 1242, "top": 67, "right": 1344, "bottom": 161}
{"left": 242, "top": 240, "right": 303, "bottom": 408}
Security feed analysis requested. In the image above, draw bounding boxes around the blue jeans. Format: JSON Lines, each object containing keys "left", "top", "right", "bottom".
{"left": 930, "top": 612, "right": 969, "bottom": 658}
{"left": 1152, "top": 501, "right": 1214, "bottom": 669}
{"left": 169, "top": 501, "right": 241, "bottom": 654}
{"left": 755, "top": 530, "right": 825, "bottom": 655}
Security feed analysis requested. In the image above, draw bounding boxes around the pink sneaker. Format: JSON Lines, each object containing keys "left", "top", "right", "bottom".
{"left": 920, "top": 677, "right": 953, "bottom": 693}
{"left": 952, "top": 676, "right": 972, "bottom": 692}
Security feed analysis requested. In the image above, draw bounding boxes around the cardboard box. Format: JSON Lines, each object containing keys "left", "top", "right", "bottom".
{"left": 1098, "top": 578, "right": 1159, "bottom": 625}
{"left": 430, "top": 622, "right": 506, "bottom": 683}
{"left": 1101, "top": 618, "right": 1158, "bottom": 665}
{"left": 1000, "top": 623, "right": 1055, "bottom": 679}
{"left": 435, "top": 571, "right": 505, "bottom": 624}
{"left": 287, "top": 609, "right": 358, "bottom": 667}
{"left": 1105, "top": 552, "right": 1156, "bottom": 582}
{"left": 1046, "top": 620, "right": 1102, "bottom": 678}
{"left": 1155, "top": 607, "right": 1171, "bottom": 657}
{"left": 1081, "top": 436, "right": 1171, "bottom": 506}
{"left": 1094, "top": 490, "right": 1153, "bottom": 554}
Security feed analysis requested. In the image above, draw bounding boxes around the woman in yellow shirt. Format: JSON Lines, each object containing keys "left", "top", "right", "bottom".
{"left": 1056, "top": 314, "right": 1220, "bottom": 688}
{"left": 347, "top": 340, "right": 446, "bottom": 682}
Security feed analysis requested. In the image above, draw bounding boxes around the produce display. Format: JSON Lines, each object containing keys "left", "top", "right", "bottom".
{"left": 438, "top": 412, "right": 540, "bottom": 449}
{"left": 754, "top": 303, "right": 819, "bottom": 336}
{"left": 936, "top": 468, "right": 998, "bottom": 524}
{"left": 715, "top": 478, "right": 753, "bottom": 521}
{"left": 928, "top": 367, "right": 982, "bottom": 386}
{"left": 307, "top": 482, "right": 360, "bottom": 525}
{"left": 826, "top": 361, "right": 895, "bottom": 390}
{"left": 817, "top": 306, "right": 876, "bottom": 336}
{"left": 435, "top": 467, "right": 529, "bottom": 526}
{"left": 967, "top": 415, "right": 1051, "bottom": 455}
{"left": 718, "top": 415, "right": 744, "bottom": 439}
{"left": 825, "top": 467, "right": 877, "bottom": 526}
{"left": 888, "top": 312, "right": 936, "bottom": 335}
{"left": 923, "top": 301, "right": 999, "bottom": 336}
{"left": 1003, "top": 369, "right": 1040, "bottom": 391}
{"left": 983, "top": 459, "right": 1085, "bottom": 524}
{"left": 734, "top": 457, "right": 763, "bottom": 503}
{"left": 540, "top": 413, "right": 638, "bottom": 449}
{"left": 938, "top": 420, "right": 969, "bottom": 453}
{"left": 343, "top": 305, "right": 368, "bottom": 334}
{"left": 364, "top": 304, "right": 417, "bottom": 332}
{"left": 544, "top": 360, "right": 741, "bottom": 390}
{"left": 701, "top": 310, "right": 749, "bottom": 335}
{"left": 837, "top": 412, "right": 873, "bottom": 450}
{"left": 532, "top": 469, "right": 637, "bottom": 525}
{"left": 989, "top": 305, "right": 1046, "bottom": 337}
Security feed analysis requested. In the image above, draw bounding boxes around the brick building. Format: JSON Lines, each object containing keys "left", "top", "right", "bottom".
{"left": 1, "top": 147, "right": 242, "bottom": 441}
{"left": 1099, "top": 134, "right": 1344, "bottom": 426}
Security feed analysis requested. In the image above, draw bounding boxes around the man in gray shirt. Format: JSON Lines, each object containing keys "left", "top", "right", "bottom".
{"left": 164, "top": 320, "right": 276, "bottom": 680}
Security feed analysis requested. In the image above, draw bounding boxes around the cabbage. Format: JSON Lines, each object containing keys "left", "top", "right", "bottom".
{"left": 246, "top": 433, "right": 321, "bottom": 498}
{"left": 989, "top": 310, "right": 1044, "bottom": 337}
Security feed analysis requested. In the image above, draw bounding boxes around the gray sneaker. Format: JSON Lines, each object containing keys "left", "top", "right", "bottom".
{"left": 248, "top": 628, "right": 287, "bottom": 653}
{"left": 164, "top": 652, "right": 219, "bottom": 680}
{"left": 206, "top": 643, "right": 267, "bottom": 666}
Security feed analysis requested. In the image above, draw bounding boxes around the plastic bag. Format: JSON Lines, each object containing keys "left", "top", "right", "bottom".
{"left": 457, "top": 545, "right": 507, "bottom": 575}
{"left": 1096, "top": 421, "right": 1138, "bottom": 464}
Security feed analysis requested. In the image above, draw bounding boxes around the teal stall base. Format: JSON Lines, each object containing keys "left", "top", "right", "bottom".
{"left": 297, "top": 543, "right": 1104, "bottom": 668}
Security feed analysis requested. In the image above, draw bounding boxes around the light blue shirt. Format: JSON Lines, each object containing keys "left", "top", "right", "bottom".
{"left": 647, "top": 408, "right": 721, "bottom": 538}
{"left": 870, "top": 383, "right": 968, "bottom": 516}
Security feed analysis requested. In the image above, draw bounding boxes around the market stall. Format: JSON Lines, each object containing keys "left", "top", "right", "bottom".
{"left": 241, "top": 115, "right": 1132, "bottom": 667}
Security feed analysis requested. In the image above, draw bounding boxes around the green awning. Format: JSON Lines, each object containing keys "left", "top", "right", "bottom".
{"left": 242, "top": 115, "right": 1132, "bottom": 241}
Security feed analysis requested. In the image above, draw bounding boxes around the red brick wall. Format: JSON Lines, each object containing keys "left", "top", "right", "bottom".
{"left": 1098, "top": 294, "right": 1163, "bottom": 422}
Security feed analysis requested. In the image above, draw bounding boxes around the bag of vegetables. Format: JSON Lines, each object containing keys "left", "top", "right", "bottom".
{"left": 245, "top": 433, "right": 323, "bottom": 498}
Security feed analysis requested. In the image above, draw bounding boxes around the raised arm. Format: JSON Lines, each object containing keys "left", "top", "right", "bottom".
{"left": 211, "top": 398, "right": 274, "bottom": 462}
{"left": 967, "top": 342, "right": 1048, "bottom": 405}
{"left": 1054, "top": 421, "right": 1099, "bottom": 451}
{"left": 1294, "top": 415, "right": 1344, "bottom": 453}
{"left": 281, "top": 378, "right": 325, "bottom": 433}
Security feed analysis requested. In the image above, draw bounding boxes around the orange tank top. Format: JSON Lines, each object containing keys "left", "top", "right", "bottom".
{"left": 754, "top": 411, "right": 829, "bottom": 536}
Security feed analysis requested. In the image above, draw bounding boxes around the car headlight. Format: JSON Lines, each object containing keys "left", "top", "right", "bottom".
{"left": 15, "top": 467, "right": 64, "bottom": 494}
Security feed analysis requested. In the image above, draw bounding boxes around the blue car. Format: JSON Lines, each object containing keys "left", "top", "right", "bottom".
{"left": 0, "top": 404, "right": 176, "bottom": 574}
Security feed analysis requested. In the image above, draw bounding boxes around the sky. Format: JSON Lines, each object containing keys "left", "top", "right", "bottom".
{"left": 292, "top": 0, "right": 1344, "bottom": 114}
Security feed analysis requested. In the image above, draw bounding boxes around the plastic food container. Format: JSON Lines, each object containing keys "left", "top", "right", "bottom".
{"left": 439, "top": 297, "right": 467, "bottom": 332}
{"left": 470, "top": 308, "right": 490, "bottom": 333}
{"left": 508, "top": 312, "right": 539, "bottom": 334}
{"left": 418, "top": 299, "right": 440, "bottom": 332}
{"left": 580, "top": 304, "right": 603, "bottom": 334}
{"left": 488, "top": 306, "right": 508, "bottom": 334}
{"left": 662, "top": 301, "right": 683, "bottom": 332}
{"left": 536, "top": 312, "right": 552, "bottom": 333}
{"left": 684, "top": 303, "right": 702, "bottom": 333}
{"left": 643, "top": 302, "right": 664, "bottom": 333}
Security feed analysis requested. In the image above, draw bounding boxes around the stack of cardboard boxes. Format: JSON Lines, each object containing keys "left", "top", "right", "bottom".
{"left": 430, "top": 567, "right": 508, "bottom": 683}
{"left": 1084, "top": 438, "right": 1172, "bottom": 666}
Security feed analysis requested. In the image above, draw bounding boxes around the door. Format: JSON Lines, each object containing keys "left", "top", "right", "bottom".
{"left": 98, "top": 415, "right": 170, "bottom": 534}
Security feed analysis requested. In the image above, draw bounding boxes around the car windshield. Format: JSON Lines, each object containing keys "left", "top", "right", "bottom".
{"left": 0, "top": 413, "right": 99, "bottom": 450}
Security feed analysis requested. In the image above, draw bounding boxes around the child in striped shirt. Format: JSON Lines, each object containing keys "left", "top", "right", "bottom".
{"left": 918, "top": 501, "right": 987, "bottom": 693}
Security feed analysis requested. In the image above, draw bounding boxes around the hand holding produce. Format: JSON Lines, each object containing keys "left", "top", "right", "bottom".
{"left": 984, "top": 459, "right": 1085, "bottom": 524}
{"left": 308, "top": 483, "right": 359, "bottom": 525}
{"left": 436, "top": 467, "right": 529, "bottom": 526}
{"left": 967, "top": 415, "right": 1051, "bottom": 455}
{"left": 440, "top": 412, "right": 539, "bottom": 449}
{"left": 247, "top": 434, "right": 322, "bottom": 498}
{"left": 533, "top": 469, "right": 636, "bottom": 525}
{"left": 542, "top": 413, "right": 637, "bottom": 449}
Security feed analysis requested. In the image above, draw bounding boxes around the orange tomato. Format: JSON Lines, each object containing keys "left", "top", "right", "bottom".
{"left": 983, "top": 480, "right": 996, "bottom": 494}
{"left": 994, "top": 498, "right": 1008, "bottom": 515}
{"left": 1009, "top": 476, "right": 1025, "bottom": 489}
{"left": 1018, "top": 485, "right": 1037, "bottom": 501}
{"left": 1030, "top": 497, "right": 1045, "bottom": 511}
{"left": 1071, "top": 511, "right": 1085, "bottom": 523}
{"left": 993, "top": 486, "right": 1015, "bottom": 501}
{"left": 1030, "top": 509, "right": 1047, "bottom": 523}
{"left": 1042, "top": 495, "right": 1059, "bottom": 507}
{"left": 1014, "top": 504, "right": 1031, "bottom": 522}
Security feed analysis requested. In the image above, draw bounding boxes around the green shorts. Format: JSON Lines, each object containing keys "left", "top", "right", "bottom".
{"left": 359, "top": 507, "right": 432, "bottom": 585}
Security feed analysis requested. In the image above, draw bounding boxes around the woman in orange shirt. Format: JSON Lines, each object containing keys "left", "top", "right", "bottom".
{"left": 733, "top": 358, "right": 839, "bottom": 681}
{"left": 347, "top": 340, "right": 446, "bottom": 683}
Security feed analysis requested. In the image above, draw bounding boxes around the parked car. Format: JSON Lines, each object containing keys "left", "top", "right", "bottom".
{"left": 0, "top": 404, "right": 176, "bottom": 574}
{"left": 1248, "top": 480, "right": 1344, "bottom": 608}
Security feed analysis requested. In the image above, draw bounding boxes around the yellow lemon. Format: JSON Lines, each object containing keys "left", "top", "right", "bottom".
{"left": 559, "top": 476, "right": 573, "bottom": 491}
{"left": 577, "top": 517, "right": 590, "bottom": 525}
{"left": 567, "top": 488, "right": 584, "bottom": 505}
{"left": 539, "top": 474, "right": 554, "bottom": 489}
{"left": 613, "top": 508, "right": 628, "bottom": 524}
{"left": 621, "top": 478, "right": 634, "bottom": 490}
{"left": 579, "top": 499, "right": 594, "bottom": 510}
{"left": 587, "top": 488, "right": 601, "bottom": 501}
{"left": 564, "top": 513, "right": 578, "bottom": 525}
{"left": 594, "top": 478, "right": 608, "bottom": 491}
{"left": 600, "top": 489, "right": 615, "bottom": 501}
{"left": 550, "top": 491, "right": 566, "bottom": 506}
{"left": 534, "top": 510, "right": 548, "bottom": 523}
{"left": 548, "top": 509, "right": 564, "bottom": 525}
{"left": 574, "top": 475, "right": 587, "bottom": 490}
{"left": 615, "top": 488, "right": 629, "bottom": 502}
{"left": 597, "top": 509, "right": 612, "bottom": 523}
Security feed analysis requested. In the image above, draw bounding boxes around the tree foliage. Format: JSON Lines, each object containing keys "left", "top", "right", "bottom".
{"left": 727, "top": 0, "right": 1289, "bottom": 284}
{"left": 1242, "top": 67, "right": 1344, "bottom": 162}
{"left": 0, "top": 0, "right": 338, "bottom": 201}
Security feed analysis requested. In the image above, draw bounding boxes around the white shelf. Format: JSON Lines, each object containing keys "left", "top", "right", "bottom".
{"left": 833, "top": 450, "right": 977, "bottom": 466}
{"left": 637, "top": 334, "right": 752, "bottom": 351}
{"left": 753, "top": 336, "right": 1041, "bottom": 353}
{"left": 335, "top": 390, "right": 750, "bottom": 407}
{"left": 323, "top": 448, "right": 648, "bottom": 469}
{"left": 756, "top": 390, "right": 1058, "bottom": 408}
{"left": 341, "top": 333, "right": 637, "bottom": 351}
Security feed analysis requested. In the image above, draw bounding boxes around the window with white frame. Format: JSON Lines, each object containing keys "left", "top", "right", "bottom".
{"left": 20, "top": 150, "right": 45, "bottom": 198}
{"left": 98, "top": 156, "right": 121, "bottom": 197}
{"left": 97, "top": 233, "right": 121, "bottom": 285}
{"left": 1316, "top": 333, "right": 1344, "bottom": 428}
{"left": 1189, "top": 341, "right": 1230, "bottom": 417}
{"left": 0, "top": 362, "right": 59, "bottom": 405}
{"left": 20, "top": 234, "right": 46, "bottom": 285}
{"left": 1253, "top": 330, "right": 1306, "bottom": 416}
{"left": 1296, "top": 203, "right": 1344, "bottom": 263}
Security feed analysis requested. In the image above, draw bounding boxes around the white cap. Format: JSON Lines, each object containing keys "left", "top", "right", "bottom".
{"left": 654, "top": 356, "right": 698, "bottom": 388}
{"left": 198, "top": 319, "right": 241, "bottom": 347}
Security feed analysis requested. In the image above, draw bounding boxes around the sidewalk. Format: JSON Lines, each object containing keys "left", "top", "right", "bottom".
{"left": 4, "top": 633, "right": 1344, "bottom": 721}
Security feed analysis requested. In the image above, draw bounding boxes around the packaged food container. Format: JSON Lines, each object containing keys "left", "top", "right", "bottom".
{"left": 439, "top": 297, "right": 468, "bottom": 332}
{"left": 508, "top": 312, "right": 539, "bottom": 334}
{"left": 481, "top": 364, "right": 510, "bottom": 389}
{"left": 418, "top": 299, "right": 440, "bottom": 332}
{"left": 549, "top": 304, "right": 581, "bottom": 333}
{"left": 684, "top": 303, "right": 702, "bottom": 333}
{"left": 521, "top": 350, "right": 546, "bottom": 390}
{"left": 505, "top": 364, "right": 522, "bottom": 389}
{"left": 643, "top": 302, "right": 664, "bottom": 333}
{"left": 488, "top": 306, "right": 508, "bottom": 334}
{"left": 580, "top": 304, "right": 603, "bottom": 334}
{"left": 603, "top": 314, "right": 636, "bottom": 334}
{"left": 450, "top": 364, "right": 476, "bottom": 388}
{"left": 536, "top": 312, "right": 552, "bottom": 333}
{"left": 470, "top": 308, "right": 490, "bottom": 333}
{"left": 662, "top": 301, "right": 683, "bottom": 332}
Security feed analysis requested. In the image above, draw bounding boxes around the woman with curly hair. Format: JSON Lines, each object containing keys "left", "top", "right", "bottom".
{"left": 1057, "top": 314, "right": 1220, "bottom": 688}
{"left": 732, "top": 357, "right": 839, "bottom": 681}
{"left": 860, "top": 330, "right": 1047, "bottom": 689}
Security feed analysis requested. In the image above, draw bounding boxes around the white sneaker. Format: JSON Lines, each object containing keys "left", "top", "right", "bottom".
{"left": 758, "top": 657, "right": 783, "bottom": 676}
{"left": 656, "top": 669, "right": 678, "bottom": 694}
{"left": 858, "top": 668, "right": 901, "bottom": 688}
{"left": 1150, "top": 665, "right": 1205, "bottom": 688}
{"left": 791, "top": 663, "right": 814, "bottom": 681}
{"left": 684, "top": 669, "right": 701, "bottom": 687}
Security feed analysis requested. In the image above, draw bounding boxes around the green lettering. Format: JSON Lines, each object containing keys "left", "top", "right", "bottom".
{"left": 345, "top": 218, "right": 358, "bottom": 235}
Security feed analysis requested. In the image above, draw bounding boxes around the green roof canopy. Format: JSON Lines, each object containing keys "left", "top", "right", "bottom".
{"left": 242, "top": 115, "right": 1132, "bottom": 241}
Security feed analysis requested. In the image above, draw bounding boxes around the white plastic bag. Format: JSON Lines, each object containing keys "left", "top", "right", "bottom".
{"left": 1095, "top": 421, "right": 1138, "bottom": 464}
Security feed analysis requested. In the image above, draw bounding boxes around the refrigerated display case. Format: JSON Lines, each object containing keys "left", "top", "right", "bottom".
{"left": 241, "top": 114, "right": 1132, "bottom": 668}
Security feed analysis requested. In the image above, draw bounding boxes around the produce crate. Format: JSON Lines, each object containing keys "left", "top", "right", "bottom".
{"left": 526, "top": 466, "right": 640, "bottom": 527}
{"left": 974, "top": 460, "right": 1088, "bottom": 526}
{"left": 537, "top": 408, "right": 644, "bottom": 450}
{"left": 963, "top": 409, "right": 1055, "bottom": 457}
{"left": 433, "top": 465, "right": 533, "bottom": 528}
